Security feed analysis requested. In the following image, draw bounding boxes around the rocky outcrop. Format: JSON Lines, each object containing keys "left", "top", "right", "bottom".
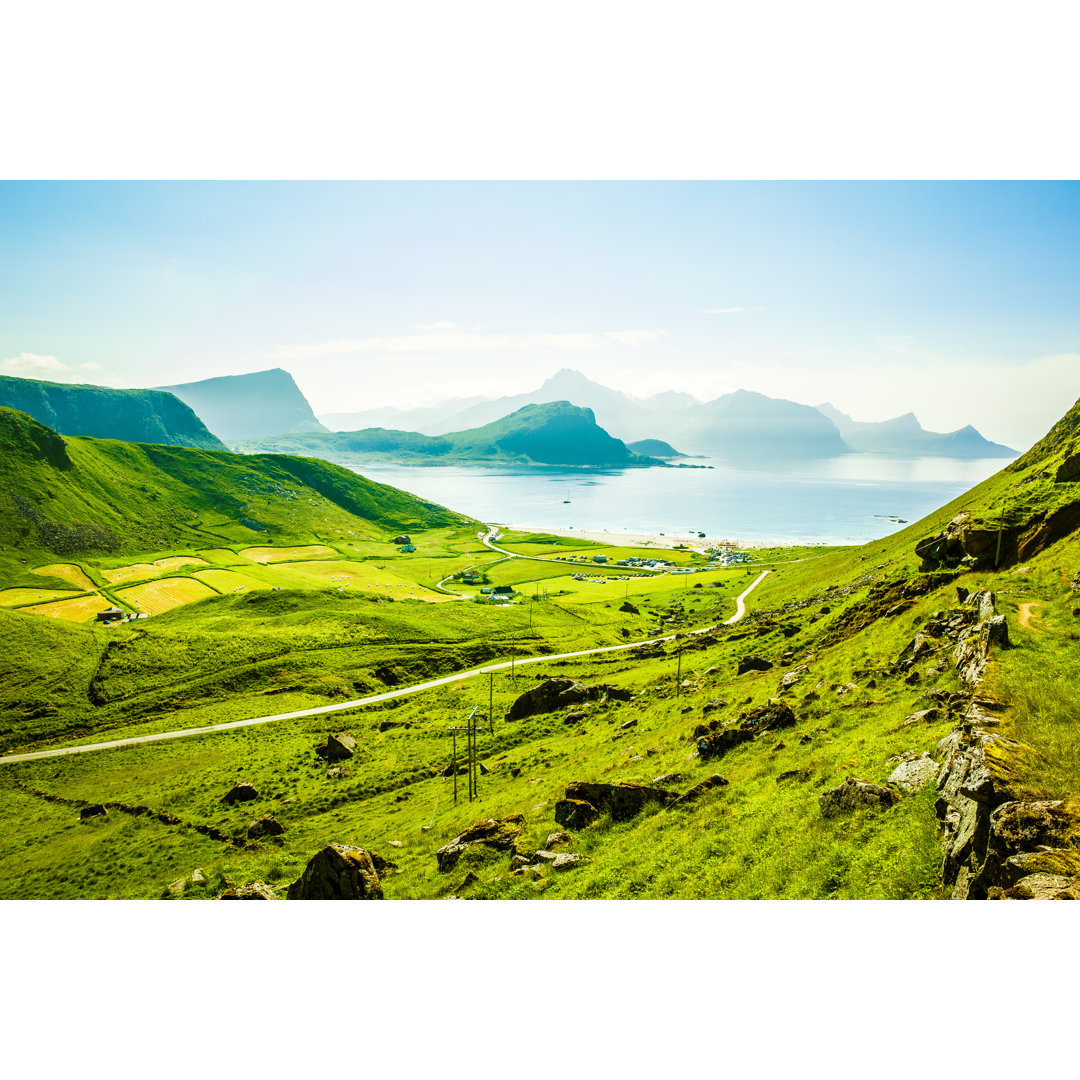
{"left": 737, "top": 655, "right": 773, "bottom": 675}
{"left": 511, "top": 848, "right": 590, "bottom": 873}
{"left": 991, "top": 873, "right": 1079, "bottom": 900}
{"left": 220, "top": 881, "right": 278, "bottom": 900}
{"left": 887, "top": 753, "right": 939, "bottom": 792}
{"left": 506, "top": 678, "right": 631, "bottom": 720}
{"left": 435, "top": 814, "right": 526, "bottom": 872}
{"left": 777, "top": 665, "right": 809, "bottom": 692}
{"left": 1055, "top": 453, "right": 1080, "bottom": 483}
{"left": 561, "top": 781, "right": 679, "bottom": 824}
{"left": 916, "top": 505, "right": 1080, "bottom": 573}
{"left": 553, "top": 799, "right": 600, "bottom": 830}
{"left": 222, "top": 783, "right": 258, "bottom": 806}
{"left": 318, "top": 733, "right": 357, "bottom": 761}
{"left": 671, "top": 773, "right": 729, "bottom": 805}
{"left": 819, "top": 777, "right": 899, "bottom": 818}
{"left": 695, "top": 701, "right": 797, "bottom": 762}
{"left": 937, "top": 713, "right": 1080, "bottom": 899}
{"left": 247, "top": 815, "right": 285, "bottom": 840}
{"left": 287, "top": 844, "right": 384, "bottom": 899}
{"left": 892, "top": 588, "right": 1007, "bottom": 689}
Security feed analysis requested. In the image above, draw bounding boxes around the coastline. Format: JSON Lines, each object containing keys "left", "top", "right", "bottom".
{"left": 495, "top": 523, "right": 831, "bottom": 552}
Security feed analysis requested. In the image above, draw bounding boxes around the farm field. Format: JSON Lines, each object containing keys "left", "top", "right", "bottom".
{"left": 20, "top": 594, "right": 114, "bottom": 622}
{"left": 267, "top": 559, "right": 452, "bottom": 601}
{"left": 193, "top": 568, "right": 275, "bottom": 594}
{"left": 195, "top": 549, "right": 259, "bottom": 566}
{"left": 240, "top": 545, "right": 339, "bottom": 563}
{"left": 0, "top": 587, "right": 80, "bottom": 607}
{"left": 103, "top": 556, "right": 210, "bottom": 583}
{"left": 116, "top": 577, "right": 219, "bottom": 615}
{"left": 31, "top": 563, "right": 97, "bottom": 590}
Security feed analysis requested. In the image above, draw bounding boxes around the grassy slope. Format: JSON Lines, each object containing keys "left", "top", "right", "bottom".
{"left": 0, "top": 373, "right": 225, "bottom": 450}
{"left": 0, "top": 406, "right": 471, "bottom": 577}
{"left": 1, "top": 399, "right": 1078, "bottom": 899}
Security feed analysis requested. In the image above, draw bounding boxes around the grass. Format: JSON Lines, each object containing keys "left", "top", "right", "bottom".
{"left": 2, "top": 396, "right": 1080, "bottom": 898}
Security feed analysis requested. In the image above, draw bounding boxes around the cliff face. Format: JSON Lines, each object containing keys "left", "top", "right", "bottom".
{"left": 155, "top": 368, "right": 327, "bottom": 441}
{"left": 931, "top": 590, "right": 1080, "bottom": 899}
{"left": 0, "top": 374, "right": 225, "bottom": 450}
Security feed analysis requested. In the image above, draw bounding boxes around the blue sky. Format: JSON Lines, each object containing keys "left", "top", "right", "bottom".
{"left": 2, "top": 180, "right": 1078, "bottom": 447}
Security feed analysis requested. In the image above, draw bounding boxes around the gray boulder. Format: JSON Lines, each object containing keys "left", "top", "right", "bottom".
{"left": 286, "top": 844, "right": 384, "bottom": 899}
{"left": 324, "top": 732, "right": 357, "bottom": 761}
{"left": 737, "top": 655, "right": 773, "bottom": 675}
{"left": 222, "top": 783, "right": 258, "bottom": 806}
{"left": 553, "top": 798, "right": 600, "bottom": 830}
{"left": 887, "top": 753, "right": 939, "bottom": 792}
{"left": 247, "top": 814, "right": 285, "bottom": 840}
{"left": 435, "top": 814, "right": 526, "bottom": 873}
{"left": 220, "top": 881, "right": 278, "bottom": 900}
{"left": 562, "top": 780, "right": 678, "bottom": 822}
{"left": 819, "top": 777, "right": 899, "bottom": 818}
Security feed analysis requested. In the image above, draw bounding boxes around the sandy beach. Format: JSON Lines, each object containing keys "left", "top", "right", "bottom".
{"left": 497, "top": 523, "right": 791, "bottom": 553}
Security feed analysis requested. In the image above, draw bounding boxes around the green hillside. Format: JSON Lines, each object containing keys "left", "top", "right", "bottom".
{"left": 234, "top": 401, "right": 660, "bottom": 468}
{"left": 0, "top": 406, "right": 471, "bottom": 564}
{"left": 0, "top": 398, "right": 1078, "bottom": 901}
{"left": 0, "top": 373, "right": 225, "bottom": 450}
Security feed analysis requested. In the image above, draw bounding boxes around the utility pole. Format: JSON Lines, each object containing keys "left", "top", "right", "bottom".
{"left": 451, "top": 728, "right": 458, "bottom": 805}
{"left": 448, "top": 705, "right": 479, "bottom": 803}
{"left": 489, "top": 671, "right": 494, "bottom": 735}
{"left": 676, "top": 647, "right": 682, "bottom": 699}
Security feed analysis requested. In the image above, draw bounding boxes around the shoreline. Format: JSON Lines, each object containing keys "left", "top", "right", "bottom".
{"left": 495, "top": 523, "right": 840, "bottom": 552}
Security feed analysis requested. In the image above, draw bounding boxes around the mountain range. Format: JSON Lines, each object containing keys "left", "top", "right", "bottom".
{"left": 815, "top": 402, "right": 1015, "bottom": 457}
{"left": 319, "top": 367, "right": 1016, "bottom": 461}
{"left": 234, "top": 401, "right": 664, "bottom": 468}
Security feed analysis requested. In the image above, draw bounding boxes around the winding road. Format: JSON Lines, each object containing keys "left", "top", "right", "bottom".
{"left": 0, "top": 546, "right": 770, "bottom": 766}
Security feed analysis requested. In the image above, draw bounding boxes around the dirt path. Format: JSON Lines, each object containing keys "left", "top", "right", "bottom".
{"left": 1017, "top": 601, "right": 1044, "bottom": 632}
{"left": 0, "top": 568, "right": 771, "bottom": 766}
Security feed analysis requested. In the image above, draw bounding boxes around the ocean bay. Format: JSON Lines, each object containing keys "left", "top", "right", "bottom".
{"left": 348, "top": 455, "right": 1006, "bottom": 546}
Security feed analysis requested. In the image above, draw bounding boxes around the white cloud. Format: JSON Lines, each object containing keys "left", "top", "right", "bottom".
{"left": 270, "top": 326, "right": 664, "bottom": 361}
{"left": 0, "top": 353, "right": 106, "bottom": 381}
{"left": 415, "top": 321, "right": 461, "bottom": 330}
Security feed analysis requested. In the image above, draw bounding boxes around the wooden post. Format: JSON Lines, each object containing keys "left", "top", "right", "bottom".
{"left": 676, "top": 648, "right": 682, "bottom": 699}
{"left": 489, "top": 671, "right": 494, "bottom": 735}
{"left": 452, "top": 729, "right": 458, "bottom": 805}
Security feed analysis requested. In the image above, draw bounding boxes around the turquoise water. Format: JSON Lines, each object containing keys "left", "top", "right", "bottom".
{"left": 348, "top": 455, "right": 1006, "bottom": 546}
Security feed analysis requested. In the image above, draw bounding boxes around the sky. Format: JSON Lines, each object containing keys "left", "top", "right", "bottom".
{"left": 1, "top": 180, "right": 1078, "bottom": 449}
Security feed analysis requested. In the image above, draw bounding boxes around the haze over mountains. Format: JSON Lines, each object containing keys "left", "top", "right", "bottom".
{"left": 156, "top": 368, "right": 327, "bottom": 441}
{"left": 0, "top": 367, "right": 1016, "bottom": 468}
{"left": 236, "top": 401, "right": 666, "bottom": 469}
{"left": 318, "top": 368, "right": 1017, "bottom": 461}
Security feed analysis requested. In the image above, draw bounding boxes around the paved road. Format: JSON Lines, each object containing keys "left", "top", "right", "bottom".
{"left": 0, "top": 566, "right": 770, "bottom": 766}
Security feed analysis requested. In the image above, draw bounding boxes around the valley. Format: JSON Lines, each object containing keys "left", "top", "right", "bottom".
{"left": 1, "top": 393, "right": 1077, "bottom": 900}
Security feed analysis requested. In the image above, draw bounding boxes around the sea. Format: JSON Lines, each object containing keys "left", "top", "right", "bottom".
{"left": 347, "top": 455, "right": 1007, "bottom": 547}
